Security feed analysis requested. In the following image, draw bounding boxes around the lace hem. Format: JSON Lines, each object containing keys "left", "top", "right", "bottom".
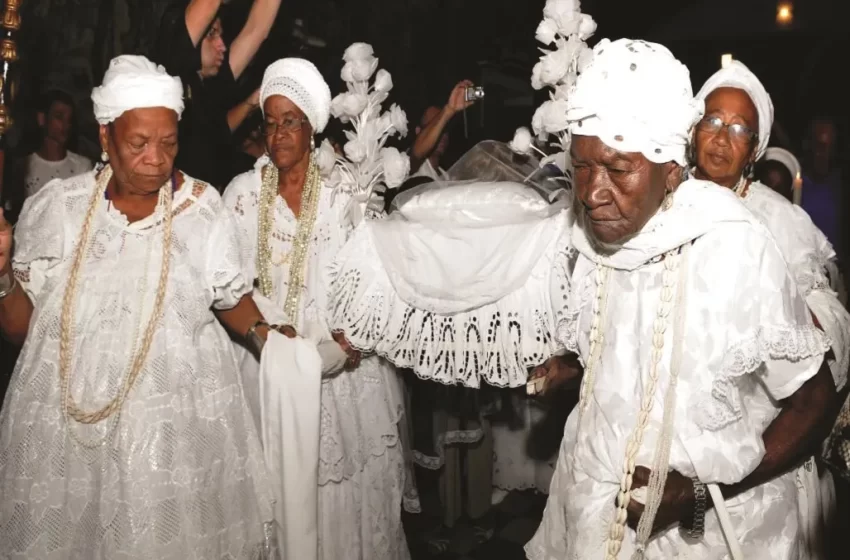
{"left": 412, "top": 428, "right": 485, "bottom": 470}
{"left": 328, "top": 227, "right": 567, "bottom": 388}
{"left": 695, "top": 324, "right": 830, "bottom": 431}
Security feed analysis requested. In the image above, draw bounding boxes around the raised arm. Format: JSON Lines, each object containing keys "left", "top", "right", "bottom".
{"left": 410, "top": 80, "right": 474, "bottom": 172}
{"left": 229, "top": 0, "right": 283, "bottom": 80}
{"left": 0, "top": 210, "right": 33, "bottom": 345}
{"left": 184, "top": 0, "right": 222, "bottom": 46}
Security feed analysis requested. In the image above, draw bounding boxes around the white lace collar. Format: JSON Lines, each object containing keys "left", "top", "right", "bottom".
{"left": 571, "top": 179, "right": 757, "bottom": 271}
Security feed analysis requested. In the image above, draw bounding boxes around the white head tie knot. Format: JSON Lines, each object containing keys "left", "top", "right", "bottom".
{"left": 566, "top": 38, "right": 703, "bottom": 166}
{"left": 91, "top": 55, "right": 184, "bottom": 125}
{"left": 260, "top": 58, "right": 332, "bottom": 133}
{"left": 696, "top": 60, "right": 774, "bottom": 160}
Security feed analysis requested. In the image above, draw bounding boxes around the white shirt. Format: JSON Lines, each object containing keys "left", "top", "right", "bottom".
{"left": 24, "top": 151, "right": 92, "bottom": 198}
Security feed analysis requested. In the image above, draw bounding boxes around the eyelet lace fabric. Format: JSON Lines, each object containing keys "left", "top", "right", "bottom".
{"left": 327, "top": 224, "right": 574, "bottom": 388}
{"left": 223, "top": 169, "right": 414, "bottom": 559}
{"left": 2, "top": 173, "right": 276, "bottom": 558}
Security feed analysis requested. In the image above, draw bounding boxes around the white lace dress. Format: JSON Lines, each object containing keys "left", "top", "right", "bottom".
{"left": 0, "top": 172, "right": 275, "bottom": 559}
{"left": 223, "top": 162, "right": 412, "bottom": 560}
{"left": 526, "top": 180, "right": 830, "bottom": 560}
{"left": 740, "top": 181, "right": 850, "bottom": 556}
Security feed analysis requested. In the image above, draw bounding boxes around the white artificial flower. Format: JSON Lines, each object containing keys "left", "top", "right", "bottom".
{"left": 577, "top": 43, "right": 593, "bottom": 72}
{"left": 316, "top": 139, "right": 337, "bottom": 176}
{"left": 388, "top": 104, "right": 408, "bottom": 138}
{"left": 539, "top": 47, "right": 570, "bottom": 86}
{"left": 345, "top": 57, "right": 379, "bottom": 82}
{"left": 381, "top": 147, "right": 410, "bottom": 188}
{"left": 531, "top": 105, "right": 546, "bottom": 139}
{"left": 535, "top": 18, "right": 559, "bottom": 45}
{"left": 341, "top": 92, "right": 368, "bottom": 117}
{"left": 543, "top": 0, "right": 580, "bottom": 21}
{"left": 344, "top": 139, "right": 368, "bottom": 163}
{"left": 541, "top": 99, "right": 570, "bottom": 134}
{"left": 531, "top": 61, "right": 544, "bottom": 90}
{"left": 343, "top": 42, "right": 375, "bottom": 62}
{"left": 326, "top": 166, "right": 343, "bottom": 188}
{"left": 330, "top": 93, "right": 347, "bottom": 118}
{"left": 509, "top": 127, "right": 533, "bottom": 155}
{"left": 578, "top": 13, "right": 597, "bottom": 40}
{"left": 374, "top": 69, "right": 394, "bottom": 93}
{"left": 370, "top": 90, "right": 390, "bottom": 107}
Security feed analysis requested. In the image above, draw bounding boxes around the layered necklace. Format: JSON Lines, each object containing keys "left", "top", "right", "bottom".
{"left": 59, "top": 165, "right": 173, "bottom": 449}
{"left": 256, "top": 152, "right": 322, "bottom": 327}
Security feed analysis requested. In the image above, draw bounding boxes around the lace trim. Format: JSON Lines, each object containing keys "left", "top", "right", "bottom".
{"left": 328, "top": 227, "right": 568, "bottom": 388}
{"left": 412, "top": 428, "right": 485, "bottom": 470}
{"left": 695, "top": 324, "right": 830, "bottom": 431}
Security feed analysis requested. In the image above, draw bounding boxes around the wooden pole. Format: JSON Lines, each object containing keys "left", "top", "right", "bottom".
{"left": 0, "top": 0, "right": 22, "bottom": 204}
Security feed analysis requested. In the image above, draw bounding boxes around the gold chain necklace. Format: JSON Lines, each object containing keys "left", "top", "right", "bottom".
{"left": 59, "top": 165, "right": 173, "bottom": 441}
{"left": 256, "top": 153, "right": 322, "bottom": 326}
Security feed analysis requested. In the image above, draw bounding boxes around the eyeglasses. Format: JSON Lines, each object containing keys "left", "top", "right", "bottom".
{"left": 697, "top": 116, "right": 757, "bottom": 142}
{"left": 263, "top": 117, "right": 309, "bottom": 136}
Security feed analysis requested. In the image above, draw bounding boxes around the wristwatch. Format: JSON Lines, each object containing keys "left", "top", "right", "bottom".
{"left": 680, "top": 477, "right": 707, "bottom": 540}
{"left": 0, "top": 268, "right": 16, "bottom": 299}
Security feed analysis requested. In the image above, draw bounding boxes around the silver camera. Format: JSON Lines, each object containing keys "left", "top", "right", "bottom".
{"left": 465, "top": 86, "right": 485, "bottom": 102}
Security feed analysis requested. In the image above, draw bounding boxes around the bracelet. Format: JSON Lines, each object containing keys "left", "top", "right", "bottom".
{"left": 246, "top": 319, "right": 269, "bottom": 355}
{"left": 0, "top": 269, "right": 16, "bottom": 300}
{"left": 681, "top": 477, "right": 707, "bottom": 540}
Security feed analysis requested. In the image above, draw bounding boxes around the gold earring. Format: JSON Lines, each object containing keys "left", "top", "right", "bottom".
{"left": 662, "top": 189, "right": 674, "bottom": 211}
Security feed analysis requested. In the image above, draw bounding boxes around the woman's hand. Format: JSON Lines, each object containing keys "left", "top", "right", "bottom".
{"left": 332, "top": 331, "right": 361, "bottom": 370}
{"left": 625, "top": 466, "right": 695, "bottom": 535}
{"left": 273, "top": 324, "right": 297, "bottom": 338}
{"left": 527, "top": 353, "right": 583, "bottom": 396}
{"left": 0, "top": 209, "right": 12, "bottom": 273}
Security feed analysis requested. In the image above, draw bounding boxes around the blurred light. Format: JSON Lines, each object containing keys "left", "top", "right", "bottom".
{"left": 777, "top": 2, "right": 793, "bottom": 25}
{"left": 721, "top": 54, "right": 733, "bottom": 68}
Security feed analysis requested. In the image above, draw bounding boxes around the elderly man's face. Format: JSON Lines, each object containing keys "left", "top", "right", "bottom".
{"left": 100, "top": 107, "right": 179, "bottom": 194}
{"left": 571, "top": 135, "right": 674, "bottom": 244}
{"left": 263, "top": 95, "right": 313, "bottom": 171}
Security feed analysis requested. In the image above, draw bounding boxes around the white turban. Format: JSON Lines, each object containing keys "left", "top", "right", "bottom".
{"left": 763, "top": 147, "right": 801, "bottom": 179}
{"left": 696, "top": 61, "right": 774, "bottom": 160}
{"left": 566, "top": 38, "right": 703, "bottom": 167}
{"left": 91, "top": 55, "right": 184, "bottom": 125}
{"left": 260, "top": 58, "right": 332, "bottom": 134}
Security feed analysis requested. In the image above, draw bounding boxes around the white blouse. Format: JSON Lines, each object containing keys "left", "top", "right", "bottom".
{"left": 528, "top": 180, "right": 829, "bottom": 559}
{"left": 1, "top": 171, "right": 274, "bottom": 558}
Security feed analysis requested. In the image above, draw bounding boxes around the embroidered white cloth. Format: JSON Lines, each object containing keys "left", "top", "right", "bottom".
{"left": 258, "top": 331, "right": 322, "bottom": 560}
{"left": 565, "top": 39, "right": 703, "bottom": 166}
{"left": 526, "top": 180, "right": 830, "bottom": 559}
{"left": 223, "top": 161, "right": 413, "bottom": 560}
{"left": 1, "top": 172, "right": 275, "bottom": 558}
{"left": 91, "top": 55, "right": 184, "bottom": 124}
{"left": 260, "top": 58, "right": 332, "bottom": 133}
{"left": 328, "top": 181, "right": 573, "bottom": 387}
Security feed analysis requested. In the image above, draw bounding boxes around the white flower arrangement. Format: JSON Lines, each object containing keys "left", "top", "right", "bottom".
{"left": 509, "top": 0, "right": 596, "bottom": 169}
{"left": 322, "top": 42, "right": 410, "bottom": 225}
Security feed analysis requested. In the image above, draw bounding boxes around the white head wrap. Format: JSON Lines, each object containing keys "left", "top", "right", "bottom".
{"left": 696, "top": 60, "right": 774, "bottom": 159}
{"left": 91, "top": 55, "right": 184, "bottom": 125}
{"left": 565, "top": 38, "right": 703, "bottom": 167}
{"left": 260, "top": 58, "right": 332, "bottom": 133}
{"left": 763, "top": 147, "right": 801, "bottom": 179}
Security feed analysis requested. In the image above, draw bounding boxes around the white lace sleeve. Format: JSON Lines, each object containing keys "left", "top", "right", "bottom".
{"left": 204, "top": 198, "right": 252, "bottom": 310}
{"left": 692, "top": 226, "right": 830, "bottom": 433}
{"left": 11, "top": 178, "right": 68, "bottom": 301}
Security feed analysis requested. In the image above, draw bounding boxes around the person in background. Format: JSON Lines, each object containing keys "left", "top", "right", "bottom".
{"left": 228, "top": 111, "right": 265, "bottom": 178}
{"left": 410, "top": 80, "right": 478, "bottom": 180}
{"left": 756, "top": 146, "right": 800, "bottom": 202}
{"left": 801, "top": 117, "right": 845, "bottom": 259}
{"left": 154, "top": 0, "right": 281, "bottom": 190}
{"left": 24, "top": 90, "right": 91, "bottom": 198}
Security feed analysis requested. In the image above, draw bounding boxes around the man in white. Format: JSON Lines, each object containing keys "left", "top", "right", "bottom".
{"left": 526, "top": 39, "right": 839, "bottom": 560}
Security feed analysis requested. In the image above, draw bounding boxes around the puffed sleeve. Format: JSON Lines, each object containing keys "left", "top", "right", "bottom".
{"left": 12, "top": 179, "right": 67, "bottom": 302}
{"left": 203, "top": 198, "right": 253, "bottom": 310}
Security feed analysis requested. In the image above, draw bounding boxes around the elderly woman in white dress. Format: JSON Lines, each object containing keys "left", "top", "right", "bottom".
{"left": 691, "top": 61, "right": 850, "bottom": 557}
{"left": 526, "top": 39, "right": 839, "bottom": 560}
{"left": 0, "top": 56, "right": 280, "bottom": 558}
{"left": 222, "top": 59, "right": 410, "bottom": 560}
